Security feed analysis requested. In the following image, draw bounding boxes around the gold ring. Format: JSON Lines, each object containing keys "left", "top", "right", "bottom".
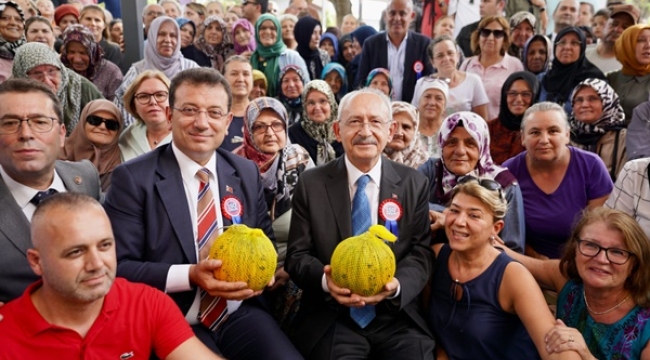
{"left": 569, "top": 335, "right": 574, "bottom": 343}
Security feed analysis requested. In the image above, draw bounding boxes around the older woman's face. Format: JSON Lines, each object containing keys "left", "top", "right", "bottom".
{"left": 259, "top": 20, "right": 277, "bottom": 47}
{"left": 252, "top": 109, "right": 286, "bottom": 154}
{"left": 418, "top": 88, "right": 446, "bottom": 120}
{"left": 478, "top": 20, "right": 505, "bottom": 55}
{"left": 204, "top": 21, "right": 223, "bottom": 46}
{"left": 441, "top": 126, "right": 479, "bottom": 176}
{"left": 526, "top": 40, "right": 548, "bottom": 73}
{"left": 26, "top": 21, "right": 55, "bottom": 49}
{"left": 521, "top": 110, "right": 570, "bottom": 162}
{"left": 576, "top": 221, "right": 633, "bottom": 292}
{"left": 342, "top": 40, "right": 355, "bottom": 62}
{"left": 58, "top": 14, "right": 78, "bottom": 33}
{"left": 305, "top": 90, "right": 331, "bottom": 124}
{"left": 573, "top": 86, "right": 603, "bottom": 124}
{"left": 555, "top": 32, "right": 581, "bottom": 65}
{"left": 80, "top": 9, "right": 105, "bottom": 41}
{"left": 156, "top": 21, "right": 178, "bottom": 57}
{"left": 324, "top": 71, "right": 342, "bottom": 95}
{"left": 432, "top": 40, "right": 458, "bottom": 72}
{"left": 511, "top": 21, "right": 534, "bottom": 49}
{"left": 180, "top": 23, "right": 194, "bottom": 48}
{"left": 635, "top": 29, "right": 650, "bottom": 66}
{"left": 506, "top": 79, "right": 533, "bottom": 116}
{"left": 110, "top": 21, "right": 123, "bottom": 44}
{"left": 280, "top": 70, "right": 303, "bottom": 99}
{"left": 162, "top": 2, "right": 180, "bottom": 18}
{"left": 369, "top": 73, "right": 390, "bottom": 96}
{"left": 309, "top": 25, "right": 321, "bottom": 50}
{"left": 0, "top": 6, "right": 24, "bottom": 42}
{"left": 444, "top": 192, "right": 501, "bottom": 252}
{"left": 388, "top": 112, "right": 416, "bottom": 151}
{"left": 251, "top": 79, "right": 266, "bottom": 99}
{"left": 85, "top": 109, "right": 119, "bottom": 147}
{"left": 281, "top": 19, "right": 295, "bottom": 42}
{"left": 26, "top": 64, "right": 62, "bottom": 92}
{"left": 66, "top": 41, "right": 90, "bottom": 72}
{"left": 134, "top": 78, "right": 170, "bottom": 127}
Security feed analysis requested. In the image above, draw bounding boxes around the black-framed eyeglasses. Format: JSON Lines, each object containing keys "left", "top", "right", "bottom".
{"left": 252, "top": 121, "right": 285, "bottom": 135}
{"left": 134, "top": 91, "right": 168, "bottom": 105}
{"left": 479, "top": 28, "right": 506, "bottom": 39}
{"left": 86, "top": 115, "right": 120, "bottom": 131}
{"left": 456, "top": 175, "right": 504, "bottom": 200}
{"left": 577, "top": 239, "right": 634, "bottom": 265}
{"left": 172, "top": 106, "right": 226, "bottom": 120}
{"left": 0, "top": 116, "right": 58, "bottom": 135}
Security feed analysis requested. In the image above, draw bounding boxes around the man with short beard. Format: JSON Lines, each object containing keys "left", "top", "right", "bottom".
{"left": 585, "top": 4, "right": 639, "bottom": 73}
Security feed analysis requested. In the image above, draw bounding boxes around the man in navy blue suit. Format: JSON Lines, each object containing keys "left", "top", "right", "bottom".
{"left": 104, "top": 68, "right": 301, "bottom": 360}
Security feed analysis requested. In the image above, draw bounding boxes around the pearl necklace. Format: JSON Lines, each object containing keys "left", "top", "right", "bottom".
{"left": 583, "top": 290, "right": 631, "bottom": 315}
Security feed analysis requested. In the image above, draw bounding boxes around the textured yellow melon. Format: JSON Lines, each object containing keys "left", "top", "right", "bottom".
{"left": 330, "top": 225, "right": 397, "bottom": 296}
{"left": 209, "top": 224, "right": 277, "bottom": 291}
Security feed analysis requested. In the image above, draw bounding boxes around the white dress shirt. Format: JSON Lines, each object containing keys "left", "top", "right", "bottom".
{"left": 386, "top": 32, "right": 408, "bottom": 102}
{"left": 0, "top": 165, "right": 67, "bottom": 221}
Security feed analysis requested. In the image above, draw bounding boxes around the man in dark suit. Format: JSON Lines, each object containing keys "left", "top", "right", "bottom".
{"left": 285, "top": 88, "right": 435, "bottom": 359}
{"left": 0, "top": 78, "right": 102, "bottom": 303}
{"left": 104, "top": 68, "right": 301, "bottom": 360}
{"left": 355, "top": 0, "right": 433, "bottom": 103}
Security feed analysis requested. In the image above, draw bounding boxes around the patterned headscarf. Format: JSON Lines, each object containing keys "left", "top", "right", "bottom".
{"left": 301, "top": 80, "right": 338, "bottom": 165}
{"left": 278, "top": 64, "right": 306, "bottom": 125}
{"left": 615, "top": 24, "right": 650, "bottom": 77}
{"left": 196, "top": 15, "right": 234, "bottom": 71}
{"left": 232, "top": 18, "right": 256, "bottom": 55}
{"left": 12, "top": 42, "right": 83, "bottom": 133}
{"left": 251, "top": 14, "right": 286, "bottom": 98}
{"left": 438, "top": 111, "right": 507, "bottom": 194}
{"left": 569, "top": 78, "right": 626, "bottom": 145}
{"left": 60, "top": 24, "right": 104, "bottom": 80}
{"left": 365, "top": 68, "right": 393, "bottom": 98}
{"left": 144, "top": 16, "right": 184, "bottom": 79}
{"left": 383, "top": 101, "right": 429, "bottom": 169}
{"left": 321, "top": 62, "right": 348, "bottom": 100}
{"left": 0, "top": 1, "right": 25, "bottom": 60}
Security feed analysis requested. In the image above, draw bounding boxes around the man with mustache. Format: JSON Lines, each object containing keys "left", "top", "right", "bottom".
{"left": 286, "top": 88, "right": 435, "bottom": 359}
{"left": 585, "top": 4, "right": 639, "bottom": 73}
{"left": 0, "top": 193, "right": 223, "bottom": 359}
{"left": 0, "top": 78, "right": 101, "bottom": 304}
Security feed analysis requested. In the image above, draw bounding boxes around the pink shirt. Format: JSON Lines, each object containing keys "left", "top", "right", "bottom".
{"left": 461, "top": 54, "right": 524, "bottom": 120}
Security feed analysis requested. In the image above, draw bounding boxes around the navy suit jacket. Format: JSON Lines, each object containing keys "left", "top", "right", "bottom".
{"left": 355, "top": 31, "right": 433, "bottom": 103}
{"left": 104, "top": 145, "right": 273, "bottom": 315}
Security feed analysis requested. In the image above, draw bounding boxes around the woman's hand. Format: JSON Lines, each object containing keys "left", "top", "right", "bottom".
{"left": 545, "top": 319, "right": 596, "bottom": 360}
{"left": 429, "top": 210, "right": 445, "bottom": 232}
{"left": 525, "top": 244, "right": 550, "bottom": 260}
{"left": 269, "top": 266, "right": 290, "bottom": 291}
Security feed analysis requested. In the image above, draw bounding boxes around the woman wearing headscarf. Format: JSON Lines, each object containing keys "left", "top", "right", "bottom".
{"left": 418, "top": 111, "right": 525, "bottom": 253}
{"left": 414, "top": 77, "right": 448, "bottom": 158}
{"left": 0, "top": 1, "right": 25, "bottom": 82}
{"left": 383, "top": 101, "right": 429, "bottom": 169}
{"left": 364, "top": 68, "right": 393, "bottom": 98}
{"left": 60, "top": 25, "right": 123, "bottom": 101}
{"left": 60, "top": 99, "right": 122, "bottom": 192}
{"left": 538, "top": 27, "right": 606, "bottom": 115}
{"left": 348, "top": 25, "right": 377, "bottom": 88}
{"left": 251, "top": 69, "right": 267, "bottom": 100}
{"left": 608, "top": 24, "right": 650, "bottom": 121}
{"left": 569, "top": 78, "right": 627, "bottom": 180}
{"left": 319, "top": 32, "right": 338, "bottom": 62}
{"left": 115, "top": 16, "right": 199, "bottom": 127}
{"left": 277, "top": 65, "right": 306, "bottom": 126}
{"left": 294, "top": 16, "right": 329, "bottom": 82}
{"left": 288, "top": 80, "right": 344, "bottom": 165}
{"left": 338, "top": 34, "right": 354, "bottom": 69}
{"left": 321, "top": 62, "right": 347, "bottom": 102}
{"left": 176, "top": 17, "right": 211, "bottom": 67}
{"left": 12, "top": 42, "right": 104, "bottom": 135}
{"left": 488, "top": 71, "right": 539, "bottom": 164}
{"left": 232, "top": 18, "right": 255, "bottom": 58}
{"left": 251, "top": 14, "right": 309, "bottom": 98}
{"left": 194, "top": 15, "right": 234, "bottom": 72}
{"left": 522, "top": 34, "right": 552, "bottom": 75}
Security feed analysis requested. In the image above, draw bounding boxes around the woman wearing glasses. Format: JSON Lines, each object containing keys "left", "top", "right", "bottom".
{"left": 60, "top": 99, "right": 122, "bottom": 192}
{"left": 428, "top": 180, "right": 581, "bottom": 360}
{"left": 459, "top": 16, "right": 523, "bottom": 120}
{"left": 418, "top": 111, "right": 525, "bottom": 252}
{"left": 537, "top": 27, "right": 605, "bottom": 116}
{"left": 118, "top": 70, "right": 171, "bottom": 162}
{"left": 495, "top": 208, "right": 650, "bottom": 360}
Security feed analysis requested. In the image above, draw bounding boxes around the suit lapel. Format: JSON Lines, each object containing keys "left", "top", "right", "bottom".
{"left": 403, "top": 33, "right": 416, "bottom": 90}
{"left": 325, "top": 158, "right": 352, "bottom": 240}
{"left": 378, "top": 160, "right": 404, "bottom": 228}
{"left": 155, "top": 146, "right": 197, "bottom": 263}
{"left": 56, "top": 161, "right": 89, "bottom": 194}
{"left": 0, "top": 177, "right": 31, "bottom": 255}
{"left": 215, "top": 153, "right": 241, "bottom": 228}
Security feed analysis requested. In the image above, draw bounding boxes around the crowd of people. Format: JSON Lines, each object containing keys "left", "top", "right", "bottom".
{"left": 1, "top": 0, "right": 650, "bottom": 358}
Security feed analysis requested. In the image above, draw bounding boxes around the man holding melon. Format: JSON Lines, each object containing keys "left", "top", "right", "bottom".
{"left": 286, "top": 88, "right": 436, "bottom": 359}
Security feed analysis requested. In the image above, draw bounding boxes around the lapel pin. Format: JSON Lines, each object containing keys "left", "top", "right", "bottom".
{"left": 226, "top": 185, "right": 233, "bottom": 194}
{"left": 392, "top": 193, "right": 398, "bottom": 199}
{"left": 74, "top": 176, "right": 82, "bottom": 185}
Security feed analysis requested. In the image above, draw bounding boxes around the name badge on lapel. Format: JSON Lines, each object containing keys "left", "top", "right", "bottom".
{"left": 221, "top": 195, "right": 243, "bottom": 224}
{"left": 379, "top": 199, "right": 402, "bottom": 237}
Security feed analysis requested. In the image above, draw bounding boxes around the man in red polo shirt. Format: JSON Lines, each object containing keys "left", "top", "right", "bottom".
{"left": 0, "top": 193, "right": 222, "bottom": 360}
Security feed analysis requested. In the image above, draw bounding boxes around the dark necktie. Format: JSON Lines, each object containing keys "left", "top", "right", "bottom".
{"left": 30, "top": 189, "right": 58, "bottom": 206}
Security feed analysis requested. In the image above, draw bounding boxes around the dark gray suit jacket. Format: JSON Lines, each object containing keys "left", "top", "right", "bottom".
{"left": 0, "top": 160, "right": 102, "bottom": 302}
{"left": 285, "top": 157, "right": 434, "bottom": 355}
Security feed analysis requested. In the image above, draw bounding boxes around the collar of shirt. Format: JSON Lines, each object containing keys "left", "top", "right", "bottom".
{"left": 0, "top": 165, "right": 66, "bottom": 210}
{"left": 344, "top": 155, "right": 382, "bottom": 193}
{"left": 466, "top": 54, "right": 508, "bottom": 70}
{"left": 172, "top": 142, "right": 217, "bottom": 186}
{"left": 385, "top": 31, "right": 409, "bottom": 48}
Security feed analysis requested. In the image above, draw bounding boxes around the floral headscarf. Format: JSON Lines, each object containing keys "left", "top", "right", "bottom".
{"left": 0, "top": 1, "right": 25, "bottom": 60}
{"left": 615, "top": 24, "right": 650, "bottom": 77}
{"left": 383, "top": 101, "right": 429, "bottom": 169}
{"left": 365, "top": 68, "right": 393, "bottom": 98}
{"left": 232, "top": 18, "right": 256, "bottom": 55}
{"left": 321, "top": 62, "right": 348, "bottom": 99}
{"left": 301, "top": 80, "right": 338, "bottom": 165}
{"left": 144, "top": 16, "right": 184, "bottom": 79}
{"left": 569, "top": 78, "right": 626, "bottom": 145}
{"left": 60, "top": 24, "right": 104, "bottom": 80}
{"left": 195, "top": 16, "right": 234, "bottom": 71}
{"left": 438, "top": 111, "right": 508, "bottom": 194}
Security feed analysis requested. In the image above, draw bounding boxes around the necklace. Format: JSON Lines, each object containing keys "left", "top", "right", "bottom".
{"left": 147, "top": 131, "right": 168, "bottom": 146}
{"left": 583, "top": 290, "right": 631, "bottom": 315}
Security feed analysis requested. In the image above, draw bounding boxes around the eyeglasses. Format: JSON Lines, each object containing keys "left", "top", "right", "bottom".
{"left": 134, "top": 91, "right": 168, "bottom": 105}
{"left": 577, "top": 239, "right": 634, "bottom": 265}
{"left": 557, "top": 40, "right": 582, "bottom": 48}
{"left": 173, "top": 106, "right": 226, "bottom": 120}
{"left": 0, "top": 116, "right": 58, "bottom": 135}
{"left": 423, "top": 75, "right": 451, "bottom": 84}
{"left": 506, "top": 91, "right": 533, "bottom": 100}
{"left": 26, "top": 68, "right": 60, "bottom": 81}
{"left": 341, "top": 118, "right": 391, "bottom": 131}
{"left": 479, "top": 28, "right": 505, "bottom": 39}
{"left": 573, "top": 95, "right": 600, "bottom": 104}
{"left": 456, "top": 175, "right": 504, "bottom": 200}
{"left": 86, "top": 115, "right": 120, "bottom": 131}
{"left": 252, "top": 121, "right": 285, "bottom": 134}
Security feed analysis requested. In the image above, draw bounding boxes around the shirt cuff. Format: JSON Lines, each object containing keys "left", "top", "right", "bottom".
{"left": 387, "top": 278, "right": 401, "bottom": 299}
{"left": 165, "top": 264, "right": 193, "bottom": 293}
{"left": 322, "top": 273, "right": 330, "bottom": 293}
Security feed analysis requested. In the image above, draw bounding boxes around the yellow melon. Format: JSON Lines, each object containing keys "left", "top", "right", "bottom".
{"left": 208, "top": 224, "right": 277, "bottom": 291}
{"left": 330, "top": 225, "right": 397, "bottom": 296}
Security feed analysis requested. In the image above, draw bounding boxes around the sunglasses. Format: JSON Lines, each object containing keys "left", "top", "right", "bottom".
{"left": 479, "top": 28, "right": 506, "bottom": 39}
{"left": 456, "top": 175, "right": 504, "bottom": 200}
{"left": 86, "top": 115, "right": 120, "bottom": 131}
